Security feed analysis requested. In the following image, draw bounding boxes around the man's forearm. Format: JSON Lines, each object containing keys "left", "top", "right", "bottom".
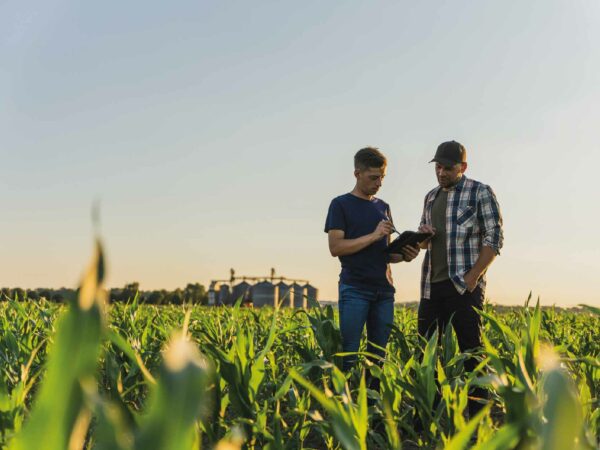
{"left": 468, "top": 246, "right": 497, "bottom": 279}
{"left": 330, "top": 233, "right": 379, "bottom": 257}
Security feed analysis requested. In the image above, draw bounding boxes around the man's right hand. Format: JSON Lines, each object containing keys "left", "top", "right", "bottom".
{"left": 419, "top": 224, "right": 435, "bottom": 236}
{"left": 418, "top": 224, "right": 435, "bottom": 248}
{"left": 373, "top": 220, "right": 393, "bottom": 241}
{"left": 329, "top": 222, "right": 393, "bottom": 257}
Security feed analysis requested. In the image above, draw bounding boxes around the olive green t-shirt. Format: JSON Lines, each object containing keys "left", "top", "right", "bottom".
{"left": 430, "top": 189, "right": 449, "bottom": 283}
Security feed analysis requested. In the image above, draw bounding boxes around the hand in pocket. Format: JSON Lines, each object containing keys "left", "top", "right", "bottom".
{"left": 464, "top": 271, "right": 479, "bottom": 292}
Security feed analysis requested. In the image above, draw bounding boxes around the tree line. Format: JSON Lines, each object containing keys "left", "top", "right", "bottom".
{"left": 0, "top": 282, "right": 208, "bottom": 305}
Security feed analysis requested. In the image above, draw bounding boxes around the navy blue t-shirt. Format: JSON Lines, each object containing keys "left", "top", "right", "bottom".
{"left": 324, "top": 193, "right": 394, "bottom": 292}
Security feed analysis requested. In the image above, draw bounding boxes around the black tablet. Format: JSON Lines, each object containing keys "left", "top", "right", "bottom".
{"left": 386, "top": 231, "right": 433, "bottom": 254}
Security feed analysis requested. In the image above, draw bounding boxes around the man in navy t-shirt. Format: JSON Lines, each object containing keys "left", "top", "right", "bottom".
{"left": 325, "top": 147, "right": 420, "bottom": 374}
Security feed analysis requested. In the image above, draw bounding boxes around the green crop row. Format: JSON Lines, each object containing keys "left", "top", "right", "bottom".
{"left": 0, "top": 241, "right": 598, "bottom": 449}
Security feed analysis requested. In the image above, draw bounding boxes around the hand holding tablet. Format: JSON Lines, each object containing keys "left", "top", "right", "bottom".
{"left": 386, "top": 230, "right": 433, "bottom": 254}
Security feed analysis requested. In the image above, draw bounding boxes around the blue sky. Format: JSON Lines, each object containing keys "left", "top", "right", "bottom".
{"left": 2, "top": 1, "right": 599, "bottom": 305}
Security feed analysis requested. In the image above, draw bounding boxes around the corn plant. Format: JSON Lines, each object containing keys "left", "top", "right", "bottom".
{"left": 1, "top": 250, "right": 599, "bottom": 450}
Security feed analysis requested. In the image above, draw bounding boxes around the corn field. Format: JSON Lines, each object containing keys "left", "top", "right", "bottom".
{"left": 0, "top": 241, "right": 599, "bottom": 449}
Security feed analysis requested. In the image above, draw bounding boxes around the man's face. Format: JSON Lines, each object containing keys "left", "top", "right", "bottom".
{"left": 355, "top": 166, "right": 386, "bottom": 196}
{"left": 435, "top": 162, "right": 466, "bottom": 188}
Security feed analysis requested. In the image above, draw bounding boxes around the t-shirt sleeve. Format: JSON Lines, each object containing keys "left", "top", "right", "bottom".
{"left": 324, "top": 198, "right": 346, "bottom": 233}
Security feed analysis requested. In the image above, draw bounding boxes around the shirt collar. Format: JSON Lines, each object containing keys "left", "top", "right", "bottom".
{"left": 451, "top": 175, "right": 467, "bottom": 192}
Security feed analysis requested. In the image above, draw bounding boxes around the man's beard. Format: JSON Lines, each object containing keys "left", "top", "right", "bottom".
{"left": 439, "top": 175, "right": 461, "bottom": 188}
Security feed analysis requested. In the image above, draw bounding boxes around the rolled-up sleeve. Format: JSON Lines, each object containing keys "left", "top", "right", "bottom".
{"left": 477, "top": 185, "right": 503, "bottom": 254}
{"left": 419, "top": 194, "right": 428, "bottom": 228}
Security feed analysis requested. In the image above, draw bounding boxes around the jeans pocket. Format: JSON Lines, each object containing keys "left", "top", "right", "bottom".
{"left": 464, "top": 287, "right": 483, "bottom": 308}
{"left": 454, "top": 271, "right": 467, "bottom": 291}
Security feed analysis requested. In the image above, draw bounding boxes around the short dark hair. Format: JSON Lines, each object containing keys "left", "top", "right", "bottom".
{"left": 354, "top": 147, "right": 387, "bottom": 170}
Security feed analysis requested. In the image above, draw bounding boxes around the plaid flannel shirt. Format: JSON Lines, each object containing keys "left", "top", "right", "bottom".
{"left": 420, "top": 176, "right": 503, "bottom": 299}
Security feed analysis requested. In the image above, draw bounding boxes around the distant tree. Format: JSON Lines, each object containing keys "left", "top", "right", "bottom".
{"left": 120, "top": 282, "right": 140, "bottom": 303}
{"left": 146, "top": 291, "right": 164, "bottom": 305}
{"left": 58, "top": 288, "right": 77, "bottom": 303}
{"left": 166, "top": 288, "right": 183, "bottom": 305}
{"left": 109, "top": 289, "right": 122, "bottom": 303}
{"left": 13, "top": 288, "right": 26, "bottom": 301}
{"left": 3, "top": 282, "right": 209, "bottom": 305}
{"left": 184, "top": 283, "right": 208, "bottom": 305}
{"left": 39, "top": 290, "right": 52, "bottom": 301}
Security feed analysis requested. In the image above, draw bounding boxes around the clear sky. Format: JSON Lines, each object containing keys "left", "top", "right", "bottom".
{"left": 2, "top": 1, "right": 599, "bottom": 306}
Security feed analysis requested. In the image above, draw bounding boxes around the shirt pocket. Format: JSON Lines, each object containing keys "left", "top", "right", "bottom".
{"left": 456, "top": 206, "right": 476, "bottom": 227}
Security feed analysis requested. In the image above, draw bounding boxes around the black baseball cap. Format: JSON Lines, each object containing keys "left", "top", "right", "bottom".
{"left": 430, "top": 141, "right": 466, "bottom": 166}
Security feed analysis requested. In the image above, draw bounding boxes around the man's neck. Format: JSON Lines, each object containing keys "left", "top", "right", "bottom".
{"left": 350, "top": 187, "right": 372, "bottom": 200}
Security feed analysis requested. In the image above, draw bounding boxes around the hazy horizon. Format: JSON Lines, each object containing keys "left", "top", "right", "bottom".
{"left": 2, "top": 1, "right": 599, "bottom": 307}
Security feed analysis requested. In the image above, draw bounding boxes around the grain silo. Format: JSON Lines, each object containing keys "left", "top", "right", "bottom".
{"left": 208, "top": 287, "right": 217, "bottom": 306}
{"left": 276, "top": 281, "right": 293, "bottom": 307}
{"left": 253, "top": 281, "right": 278, "bottom": 307}
{"left": 231, "top": 281, "right": 252, "bottom": 305}
{"left": 218, "top": 284, "right": 231, "bottom": 305}
{"left": 291, "top": 282, "right": 307, "bottom": 308}
{"left": 208, "top": 270, "right": 318, "bottom": 309}
{"left": 304, "top": 283, "right": 318, "bottom": 307}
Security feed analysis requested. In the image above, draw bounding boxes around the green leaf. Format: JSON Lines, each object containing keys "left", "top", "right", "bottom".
{"left": 473, "top": 423, "right": 520, "bottom": 450}
{"left": 9, "top": 240, "right": 105, "bottom": 450}
{"left": 289, "top": 369, "right": 363, "bottom": 450}
{"left": 134, "top": 334, "right": 213, "bottom": 450}
{"left": 540, "top": 368, "right": 582, "bottom": 450}
{"left": 444, "top": 404, "right": 490, "bottom": 450}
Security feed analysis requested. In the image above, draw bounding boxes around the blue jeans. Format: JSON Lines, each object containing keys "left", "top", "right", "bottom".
{"left": 338, "top": 283, "right": 395, "bottom": 372}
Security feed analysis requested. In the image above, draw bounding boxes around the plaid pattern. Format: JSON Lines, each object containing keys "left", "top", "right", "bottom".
{"left": 420, "top": 176, "right": 503, "bottom": 299}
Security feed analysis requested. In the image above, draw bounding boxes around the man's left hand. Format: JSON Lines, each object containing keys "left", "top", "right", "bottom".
{"left": 464, "top": 270, "right": 480, "bottom": 292}
{"left": 401, "top": 245, "right": 420, "bottom": 262}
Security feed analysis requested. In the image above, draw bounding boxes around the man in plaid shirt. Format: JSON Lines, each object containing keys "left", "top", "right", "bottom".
{"left": 418, "top": 140, "right": 503, "bottom": 417}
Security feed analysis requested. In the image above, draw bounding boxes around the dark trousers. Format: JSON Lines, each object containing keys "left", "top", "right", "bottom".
{"left": 418, "top": 279, "right": 486, "bottom": 416}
